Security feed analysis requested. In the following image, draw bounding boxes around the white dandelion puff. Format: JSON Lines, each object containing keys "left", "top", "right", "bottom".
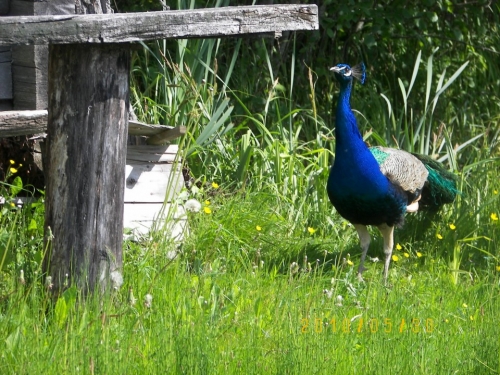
{"left": 185, "top": 199, "right": 202, "bottom": 213}
{"left": 110, "top": 270, "right": 123, "bottom": 290}
{"left": 144, "top": 294, "right": 153, "bottom": 308}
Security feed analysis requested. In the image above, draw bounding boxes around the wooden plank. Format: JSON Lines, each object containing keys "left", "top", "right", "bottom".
{"left": 125, "top": 163, "right": 184, "bottom": 203}
{"left": 128, "top": 120, "right": 175, "bottom": 136}
{"left": 0, "top": 109, "right": 47, "bottom": 136}
{"left": 126, "top": 144, "right": 178, "bottom": 163}
{"left": 123, "top": 203, "right": 186, "bottom": 241}
{"left": 0, "top": 111, "right": 186, "bottom": 139}
{"left": 0, "top": 5, "right": 319, "bottom": 46}
{"left": 147, "top": 126, "right": 186, "bottom": 145}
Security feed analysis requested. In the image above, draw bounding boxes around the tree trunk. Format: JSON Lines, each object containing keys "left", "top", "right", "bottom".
{"left": 43, "top": 43, "right": 129, "bottom": 293}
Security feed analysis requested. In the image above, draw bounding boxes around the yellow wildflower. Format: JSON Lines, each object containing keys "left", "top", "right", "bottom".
{"left": 436, "top": 233, "right": 443, "bottom": 240}
{"left": 490, "top": 213, "right": 498, "bottom": 221}
{"left": 403, "top": 252, "right": 410, "bottom": 258}
{"left": 9, "top": 160, "right": 15, "bottom": 164}
{"left": 256, "top": 225, "right": 262, "bottom": 231}
{"left": 496, "top": 265, "right": 500, "bottom": 272}
{"left": 346, "top": 259, "right": 354, "bottom": 266}
{"left": 203, "top": 207, "right": 212, "bottom": 214}
{"left": 205, "top": 200, "right": 210, "bottom": 206}
{"left": 9, "top": 167, "right": 18, "bottom": 174}
{"left": 392, "top": 255, "right": 399, "bottom": 262}
{"left": 494, "top": 190, "right": 498, "bottom": 195}
{"left": 396, "top": 243, "right": 402, "bottom": 250}
{"left": 307, "top": 227, "right": 316, "bottom": 235}
{"left": 416, "top": 252, "right": 423, "bottom": 258}
{"left": 462, "top": 303, "right": 468, "bottom": 308}
{"left": 449, "top": 224, "right": 456, "bottom": 230}
{"left": 211, "top": 182, "right": 219, "bottom": 189}
{"left": 469, "top": 316, "right": 474, "bottom": 321}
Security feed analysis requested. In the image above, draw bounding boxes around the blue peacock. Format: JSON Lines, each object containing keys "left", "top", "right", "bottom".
{"left": 327, "top": 62, "right": 458, "bottom": 281}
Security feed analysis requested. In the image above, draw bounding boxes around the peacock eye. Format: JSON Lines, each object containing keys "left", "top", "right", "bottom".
{"left": 345, "top": 68, "right": 352, "bottom": 77}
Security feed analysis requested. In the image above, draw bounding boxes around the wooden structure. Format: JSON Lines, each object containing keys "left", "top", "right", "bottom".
{"left": 0, "top": 2, "right": 318, "bottom": 293}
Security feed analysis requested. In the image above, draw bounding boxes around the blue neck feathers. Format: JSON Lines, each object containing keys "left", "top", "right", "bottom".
{"left": 329, "top": 79, "right": 389, "bottom": 195}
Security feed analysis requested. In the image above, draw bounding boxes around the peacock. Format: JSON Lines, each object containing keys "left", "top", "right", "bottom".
{"left": 327, "top": 62, "right": 458, "bottom": 281}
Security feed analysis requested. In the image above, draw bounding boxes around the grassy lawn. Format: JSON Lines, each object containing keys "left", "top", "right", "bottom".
{"left": 1, "top": 188, "right": 499, "bottom": 374}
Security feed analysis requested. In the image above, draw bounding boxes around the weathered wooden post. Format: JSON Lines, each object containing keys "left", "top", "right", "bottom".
{"left": 45, "top": 44, "right": 129, "bottom": 292}
{"left": 0, "top": 4, "right": 319, "bottom": 294}
{"left": 43, "top": 0, "right": 127, "bottom": 293}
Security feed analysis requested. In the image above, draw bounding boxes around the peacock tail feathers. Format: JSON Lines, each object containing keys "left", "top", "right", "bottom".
{"left": 411, "top": 153, "right": 459, "bottom": 208}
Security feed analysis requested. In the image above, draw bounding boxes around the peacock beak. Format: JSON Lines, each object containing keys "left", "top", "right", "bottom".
{"left": 329, "top": 66, "right": 342, "bottom": 73}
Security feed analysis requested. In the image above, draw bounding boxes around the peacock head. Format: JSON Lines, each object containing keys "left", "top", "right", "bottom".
{"left": 330, "top": 63, "right": 366, "bottom": 86}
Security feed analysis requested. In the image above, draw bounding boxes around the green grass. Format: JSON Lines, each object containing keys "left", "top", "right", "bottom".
{"left": 1, "top": 185, "right": 500, "bottom": 373}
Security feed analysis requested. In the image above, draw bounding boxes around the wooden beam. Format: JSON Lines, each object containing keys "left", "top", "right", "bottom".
{"left": 43, "top": 43, "right": 129, "bottom": 293}
{"left": 0, "top": 5, "right": 318, "bottom": 46}
{"left": 0, "top": 111, "right": 185, "bottom": 142}
{"left": 0, "top": 109, "right": 47, "bottom": 136}
{"left": 147, "top": 126, "right": 186, "bottom": 145}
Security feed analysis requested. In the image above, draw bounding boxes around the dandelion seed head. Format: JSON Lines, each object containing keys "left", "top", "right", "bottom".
{"left": 323, "top": 289, "right": 333, "bottom": 299}
{"left": 144, "top": 294, "right": 153, "bottom": 308}
{"left": 185, "top": 199, "right": 201, "bottom": 213}
{"left": 45, "top": 276, "right": 53, "bottom": 289}
{"left": 110, "top": 271, "right": 123, "bottom": 290}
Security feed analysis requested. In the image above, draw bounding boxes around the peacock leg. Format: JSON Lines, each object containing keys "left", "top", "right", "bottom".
{"left": 354, "top": 224, "right": 370, "bottom": 280}
{"left": 378, "top": 224, "right": 395, "bottom": 281}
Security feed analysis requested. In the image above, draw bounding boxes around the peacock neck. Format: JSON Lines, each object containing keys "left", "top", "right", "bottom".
{"left": 334, "top": 82, "right": 364, "bottom": 150}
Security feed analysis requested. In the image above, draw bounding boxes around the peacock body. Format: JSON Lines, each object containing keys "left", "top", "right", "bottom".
{"left": 327, "top": 63, "right": 458, "bottom": 281}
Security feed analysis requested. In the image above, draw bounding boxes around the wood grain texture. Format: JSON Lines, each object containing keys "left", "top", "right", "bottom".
{"left": 43, "top": 43, "right": 129, "bottom": 293}
{"left": 0, "top": 109, "right": 47, "bottom": 136}
{"left": 0, "top": 5, "right": 319, "bottom": 46}
{"left": 0, "top": 112, "right": 185, "bottom": 139}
